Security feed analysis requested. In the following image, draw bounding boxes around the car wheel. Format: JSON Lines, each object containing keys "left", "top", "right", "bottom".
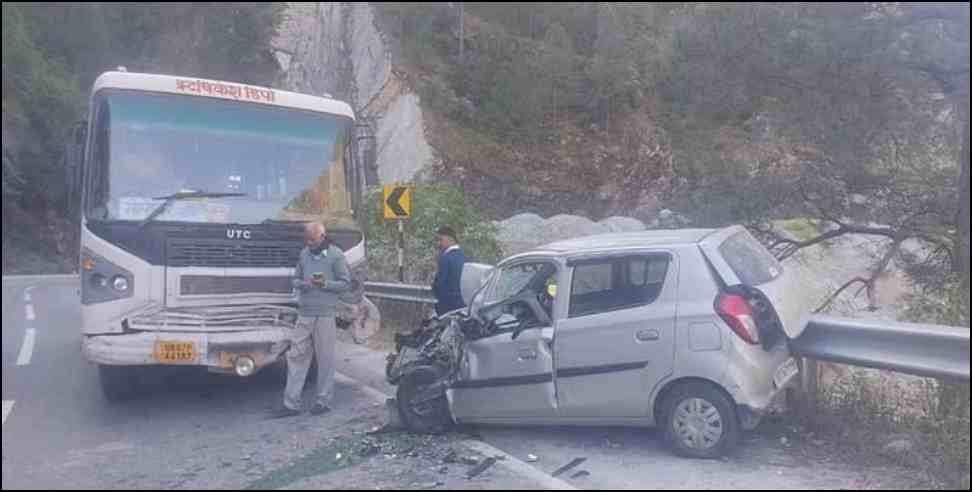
{"left": 99, "top": 365, "right": 138, "bottom": 402}
{"left": 396, "top": 368, "right": 452, "bottom": 435}
{"left": 660, "top": 382, "right": 740, "bottom": 459}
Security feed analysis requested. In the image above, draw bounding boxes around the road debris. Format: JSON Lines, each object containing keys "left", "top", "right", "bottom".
{"left": 465, "top": 457, "right": 497, "bottom": 480}
{"left": 442, "top": 450, "right": 460, "bottom": 464}
{"left": 571, "top": 470, "right": 591, "bottom": 479}
{"left": 460, "top": 456, "right": 480, "bottom": 466}
{"left": 526, "top": 454, "right": 539, "bottom": 463}
{"left": 552, "top": 458, "right": 587, "bottom": 478}
{"left": 367, "top": 425, "right": 397, "bottom": 436}
{"left": 357, "top": 443, "right": 381, "bottom": 458}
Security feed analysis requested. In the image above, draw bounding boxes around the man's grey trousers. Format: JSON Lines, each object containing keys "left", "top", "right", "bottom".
{"left": 283, "top": 316, "right": 335, "bottom": 411}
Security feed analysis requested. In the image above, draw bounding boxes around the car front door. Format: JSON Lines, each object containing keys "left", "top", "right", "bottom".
{"left": 449, "top": 260, "right": 559, "bottom": 421}
{"left": 554, "top": 252, "right": 678, "bottom": 418}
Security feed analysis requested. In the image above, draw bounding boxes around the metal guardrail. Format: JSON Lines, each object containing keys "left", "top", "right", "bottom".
{"left": 791, "top": 315, "right": 970, "bottom": 382}
{"left": 363, "top": 281, "right": 436, "bottom": 304}
{"left": 9, "top": 276, "right": 966, "bottom": 382}
{"left": 360, "top": 286, "right": 970, "bottom": 383}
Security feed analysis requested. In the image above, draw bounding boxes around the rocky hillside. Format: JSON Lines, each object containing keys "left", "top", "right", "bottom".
{"left": 271, "top": 3, "right": 675, "bottom": 222}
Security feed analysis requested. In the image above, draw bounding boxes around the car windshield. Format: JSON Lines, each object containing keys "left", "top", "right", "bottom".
{"left": 85, "top": 90, "right": 353, "bottom": 225}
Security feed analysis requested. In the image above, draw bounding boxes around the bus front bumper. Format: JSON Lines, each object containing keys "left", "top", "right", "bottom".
{"left": 82, "top": 328, "right": 291, "bottom": 376}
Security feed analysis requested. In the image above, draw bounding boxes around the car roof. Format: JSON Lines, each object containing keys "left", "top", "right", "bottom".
{"left": 524, "top": 228, "right": 723, "bottom": 257}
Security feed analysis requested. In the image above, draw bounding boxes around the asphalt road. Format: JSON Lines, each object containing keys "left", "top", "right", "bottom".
{"left": 2, "top": 277, "right": 928, "bottom": 490}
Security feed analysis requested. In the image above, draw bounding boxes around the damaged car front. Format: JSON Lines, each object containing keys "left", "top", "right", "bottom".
{"left": 385, "top": 263, "right": 498, "bottom": 433}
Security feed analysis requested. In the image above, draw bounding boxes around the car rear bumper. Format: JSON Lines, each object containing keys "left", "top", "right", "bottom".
{"left": 723, "top": 341, "right": 799, "bottom": 429}
{"left": 82, "top": 328, "right": 291, "bottom": 375}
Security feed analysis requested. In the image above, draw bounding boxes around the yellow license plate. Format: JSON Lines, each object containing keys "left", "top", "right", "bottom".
{"left": 155, "top": 341, "right": 197, "bottom": 364}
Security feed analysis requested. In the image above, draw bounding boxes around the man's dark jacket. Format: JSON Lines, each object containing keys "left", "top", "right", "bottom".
{"left": 432, "top": 246, "right": 466, "bottom": 315}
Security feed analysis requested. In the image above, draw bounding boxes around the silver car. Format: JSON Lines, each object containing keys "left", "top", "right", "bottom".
{"left": 386, "top": 225, "right": 804, "bottom": 458}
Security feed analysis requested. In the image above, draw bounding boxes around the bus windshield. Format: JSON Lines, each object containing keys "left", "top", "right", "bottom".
{"left": 85, "top": 90, "right": 354, "bottom": 225}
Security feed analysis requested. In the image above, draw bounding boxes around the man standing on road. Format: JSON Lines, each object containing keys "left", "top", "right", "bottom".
{"left": 270, "top": 222, "right": 351, "bottom": 419}
{"left": 431, "top": 226, "right": 467, "bottom": 316}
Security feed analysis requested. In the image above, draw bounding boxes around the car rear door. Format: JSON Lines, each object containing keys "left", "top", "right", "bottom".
{"left": 699, "top": 226, "right": 806, "bottom": 340}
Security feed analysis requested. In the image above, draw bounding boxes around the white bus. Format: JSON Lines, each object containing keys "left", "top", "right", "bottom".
{"left": 66, "top": 70, "right": 376, "bottom": 400}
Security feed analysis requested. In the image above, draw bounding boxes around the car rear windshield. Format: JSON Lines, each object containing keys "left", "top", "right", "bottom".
{"left": 718, "top": 231, "right": 782, "bottom": 286}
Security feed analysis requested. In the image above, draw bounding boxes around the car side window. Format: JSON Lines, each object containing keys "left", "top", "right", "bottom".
{"left": 569, "top": 255, "right": 670, "bottom": 318}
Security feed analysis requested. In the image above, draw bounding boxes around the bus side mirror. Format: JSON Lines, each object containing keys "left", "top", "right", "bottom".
{"left": 64, "top": 121, "right": 87, "bottom": 219}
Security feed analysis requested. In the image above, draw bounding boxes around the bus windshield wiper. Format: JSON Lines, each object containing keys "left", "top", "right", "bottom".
{"left": 139, "top": 190, "right": 247, "bottom": 227}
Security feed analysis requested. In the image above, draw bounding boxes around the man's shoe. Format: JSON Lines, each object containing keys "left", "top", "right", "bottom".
{"left": 267, "top": 407, "right": 301, "bottom": 420}
{"left": 310, "top": 403, "right": 331, "bottom": 416}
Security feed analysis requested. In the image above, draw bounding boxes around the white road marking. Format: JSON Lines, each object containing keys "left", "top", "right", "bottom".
{"left": 24, "top": 292, "right": 32, "bottom": 302}
{"left": 463, "top": 439, "right": 578, "bottom": 491}
{"left": 25, "top": 304, "right": 36, "bottom": 321}
{"left": 333, "top": 372, "right": 578, "bottom": 491}
{"left": 2, "top": 401, "right": 13, "bottom": 427}
{"left": 16, "top": 328, "right": 36, "bottom": 366}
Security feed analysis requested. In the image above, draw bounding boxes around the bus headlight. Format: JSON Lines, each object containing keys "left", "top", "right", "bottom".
{"left": 112, "top": 276, "right": 130, "bottom": 292}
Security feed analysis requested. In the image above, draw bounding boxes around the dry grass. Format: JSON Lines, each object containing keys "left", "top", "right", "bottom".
{"left": 810, "top": 363, "right": 970, "bottom": 490}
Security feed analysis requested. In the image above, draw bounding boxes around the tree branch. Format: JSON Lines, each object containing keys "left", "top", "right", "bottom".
{"left": 814, "top": 238, "right": 904, "bottom": 313}
{"left": 767, "top": 220, "right": 899, "bottom": 262}
{"left": 814, "top": 277, "right": 871, "bottom": 314}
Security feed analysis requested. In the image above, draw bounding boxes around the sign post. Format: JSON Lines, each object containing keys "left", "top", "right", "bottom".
{"left": 397, "top": 219, "right": 405, "bottom": 282}
{"left": 383, "top": 185, "right": 412, "bottom": 282}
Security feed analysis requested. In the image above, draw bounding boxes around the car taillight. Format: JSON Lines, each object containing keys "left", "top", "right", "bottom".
{"left": 716, "top": 293, "right": 759, "bottom": 345}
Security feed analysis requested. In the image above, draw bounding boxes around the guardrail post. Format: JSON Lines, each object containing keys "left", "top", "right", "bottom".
{"left": 797, "top": 357, "right": 819, "bottom": 420}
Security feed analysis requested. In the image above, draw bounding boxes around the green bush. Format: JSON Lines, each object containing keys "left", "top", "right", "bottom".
{"left": 363, "top": 184, "right": 502, "bottom": 284}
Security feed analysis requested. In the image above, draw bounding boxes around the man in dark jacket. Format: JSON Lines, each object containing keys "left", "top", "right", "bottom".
{"left": 431, "top": 226, "right": 467, "bottom": 316}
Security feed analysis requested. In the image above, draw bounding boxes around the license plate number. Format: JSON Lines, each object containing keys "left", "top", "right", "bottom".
{"left": 155, "top": 341, "right": 197, "bottom": 364}
{"left": 774, "top": 358, "right": 799, "bottom": 389}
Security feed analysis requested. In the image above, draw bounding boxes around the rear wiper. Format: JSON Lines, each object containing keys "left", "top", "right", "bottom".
{"left": 139, "top": 190, "right": 247, "bottom": 227}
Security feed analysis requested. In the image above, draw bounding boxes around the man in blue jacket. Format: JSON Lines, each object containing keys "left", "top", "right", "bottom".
{"left": 431, "top": 226, "right": 467, "bottom": 316}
